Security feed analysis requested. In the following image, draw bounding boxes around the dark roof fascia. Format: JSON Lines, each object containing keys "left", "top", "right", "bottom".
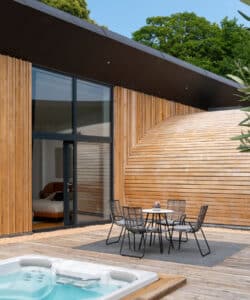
{"left": 15, "top": 0, "right": 240, "bottom": 90}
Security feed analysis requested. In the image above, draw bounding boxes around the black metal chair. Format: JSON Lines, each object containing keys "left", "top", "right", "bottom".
{"left": 166, "top": 199, "right": 186, "bottom": 225}
{"left": 158, "top": 200, "right": 188, "bottom": 243}
{"left": 120, "top": 206, "right": 160, "bottom": 258}
{"left": 106, "top": 200, "right": 125, "bottom": 245}
{"left": 167, "top": 199, "right": 188, "bottom": 242}
{"left": 169, "top": 205, "right": 211, "bottom": 257}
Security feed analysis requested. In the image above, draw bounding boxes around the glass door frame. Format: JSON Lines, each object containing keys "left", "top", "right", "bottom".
{"left": 32, "top": 133, "right": 113, "bottom": 228}
{"left": 32, "top": 66, "right": 114, "bottom": 229}
{"left": 63, "top": 141, "right": 76, "bottom": 226}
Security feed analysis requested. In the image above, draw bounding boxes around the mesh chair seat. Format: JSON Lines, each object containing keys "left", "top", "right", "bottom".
{"left": 172, "top": 224, "right": 193, "bottom": 232}
{"left": 146, "top": 225, "right": 161, "bottom": 233}
{"left": 159, "top": 218, "right": 183, "bottom": 226}
{"left": 115, "top": 219, "right": 125, "bottom": 226}
{"left": 129, "top": 225, "right": 147, "bottom": 234}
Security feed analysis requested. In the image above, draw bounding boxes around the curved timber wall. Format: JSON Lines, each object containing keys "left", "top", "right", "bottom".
{"left": 114, "top": 86, "right": 202, "bottom": 203}
{"left": 114, "top": 86, "right": 250, "bottom": 226}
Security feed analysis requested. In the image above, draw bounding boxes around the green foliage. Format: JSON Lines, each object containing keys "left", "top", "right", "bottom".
{"left": 132, "top": 12, "right": 250, "bottom": 77}
{"left": 240, "top": 0, "right": 250, "bottom": 6}
{"left": 229, "top": 65, "right": 250, "bottom": 151}
{"left": 229, "top": 1, "right": 250, "bottom": 152}
{"left": 40, "top": 0, "right": 95, "bottom": 23}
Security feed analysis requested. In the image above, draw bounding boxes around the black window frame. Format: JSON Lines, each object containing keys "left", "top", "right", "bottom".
{"left": 32, "top": 65, "right": 114, "bottom": 228}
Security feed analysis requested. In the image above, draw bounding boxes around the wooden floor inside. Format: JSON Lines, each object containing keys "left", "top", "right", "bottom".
{"left": 0, "top": 225, "right": 250, "bottom": 299}
{"left": 32, "top": 221, "right": 64, "bottom": 231}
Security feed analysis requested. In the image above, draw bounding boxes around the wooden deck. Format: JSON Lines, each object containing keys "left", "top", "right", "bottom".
{"left": 0, "top": 225, "right": 250, "bottom": 299}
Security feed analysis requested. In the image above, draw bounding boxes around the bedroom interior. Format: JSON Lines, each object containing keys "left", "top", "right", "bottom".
{"left": 32, "top": 139, "right": 67, "bottom": 230}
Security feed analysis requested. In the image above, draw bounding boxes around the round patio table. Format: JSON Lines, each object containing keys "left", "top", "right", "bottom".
{"left": 142, "top": 208, "right": 174, "bottom": 253}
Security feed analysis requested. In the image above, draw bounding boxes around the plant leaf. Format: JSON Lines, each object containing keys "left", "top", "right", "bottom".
{"left": 227, "top": 74, "right": 245, "bottom": 85}
{"left": 238, "top": 10, "right": 250, "bottom": 21}
{"left": 240, "top": 0, "right": 250, "bottom": 6}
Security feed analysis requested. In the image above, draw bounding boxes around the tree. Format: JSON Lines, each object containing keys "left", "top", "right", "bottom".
{"left": 40, "top": 0, "right": 95, "bottom": 23}
{"left": 132, "top": 12, "right": 250, "bottom": 77}
{"left": 217, "top": 17, "right": 250, "bottom": 75}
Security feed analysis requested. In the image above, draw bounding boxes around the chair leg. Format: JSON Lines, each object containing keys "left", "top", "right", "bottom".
{"left": 106, "top": 222, "right": 124, "bottom": 245}
{"left": 168, "top": 225, "right": 175, "bottom": 249}
{"left": 193, "top": 228, "right": 211, "bottom": 257}
{"left": 141, "top": 233, "right": 147, "bottom": 258}
{"left": 120, "top": 228, "right": 127, "bottom": 256}
{"left": 153, "top": 233, "right": 156, "bottom": 245}
{"left": 183, "top": 232, "right": 189, "bottom": 242}
{"left": 157, "top": 231, "right": 163, "bottom": 253}
{"left": 178, "top": 232, "right": 182, "bottom": 250}
{"left": 139, "top": 234, "right": 143, "bottom": 250}
{"left": 120, "top": 231, "right": 147, "bottom": 259}
{"left": 168, "top": 226, "right": 175, "bottom": 254}
{"left": 167, "top": 226, "right": 175, "bottom": 254}
{"left": 149, "top": 232, "right": 153, "bottom": 246}
{"left": 106, "top": 222, "right": 114, "bottom": 245}
{"left": 128, "top": 231, "right": 131, "bottom": 249}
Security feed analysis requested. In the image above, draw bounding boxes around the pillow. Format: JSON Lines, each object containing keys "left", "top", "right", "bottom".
{"left": 52, "top": 192, "right": 64, "bottom": 201}
{"left": 45, "top": 192, "right": 57, "bottom": 200}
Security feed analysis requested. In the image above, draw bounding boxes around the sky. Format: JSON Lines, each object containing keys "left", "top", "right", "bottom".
{"left": 87, "top": 0, "right": 250, "bottom": 37}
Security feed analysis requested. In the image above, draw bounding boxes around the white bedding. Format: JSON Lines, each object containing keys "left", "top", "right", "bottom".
{"left": 33, "top": 199, "right": 64, "bottom": 214}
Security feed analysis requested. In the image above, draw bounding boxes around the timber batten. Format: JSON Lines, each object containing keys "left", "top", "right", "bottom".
{"left": 114, "top": 87, "right": 250, "bottom": 226}
{"left": 0, "top": 54, "right": 32, "bottom": 235}
{"left": 114, "top": 86, "right": 202, "bottom": 206}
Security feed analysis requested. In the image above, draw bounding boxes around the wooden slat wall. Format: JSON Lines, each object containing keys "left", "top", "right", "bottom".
{"left": 114, "top": 87, "right": 250, "bottom": 226}
{"left": 121, "top": 104, "right": 250, "bottom": 226}
{"left": 0, "top": 54, "right": 32, "bottom": 235}
{"left": 114, "top": 86, "right": 202, "bottom": 206}
{"left": 77, "top": 143, "right": 110, "bottom": 216}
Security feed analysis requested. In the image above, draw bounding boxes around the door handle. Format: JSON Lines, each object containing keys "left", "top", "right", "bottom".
{"left": 67, "top": 182, "right": 73, "bottom": 192}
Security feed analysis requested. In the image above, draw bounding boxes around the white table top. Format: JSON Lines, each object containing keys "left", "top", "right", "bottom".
{"left": 142, "top": 208, "right": 174, "bottom": 214}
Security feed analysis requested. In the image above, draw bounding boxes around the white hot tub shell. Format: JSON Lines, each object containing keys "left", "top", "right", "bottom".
{"left": 0, "top": 255, "right": 158, "bottom": 300}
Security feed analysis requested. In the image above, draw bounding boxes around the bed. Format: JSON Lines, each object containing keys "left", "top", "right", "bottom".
{"left": 32, "top": 182, "right": 72, "bottom": 219}
{"left": 33, "top": 198, "right": 65, "bottom": 219}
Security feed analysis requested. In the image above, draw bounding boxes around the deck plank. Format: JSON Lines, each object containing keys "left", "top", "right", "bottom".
{"left": 0, "top": 225, "right": 249, "bottom": 299}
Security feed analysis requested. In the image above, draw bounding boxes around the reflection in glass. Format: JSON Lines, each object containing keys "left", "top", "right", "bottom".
{"left": 32, "top": 140, "right": 65, "bottom": 230}
{"left": 32, "top": 140, "right": 74, "bottom": 229}
{"left": 76, "top": 142, "right": 110, "bottom": 224}
{"left": 32, "top": 68, "right": 72, "bottom": 133}
{"left": 77, "top": 79, "right": 111, "bottom": 137}
{"left": 32, "top": 140, "right": 64, "bottom": 200}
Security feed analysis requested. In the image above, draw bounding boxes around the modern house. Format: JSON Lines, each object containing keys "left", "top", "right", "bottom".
{"left": 0, "top": 0, "right": 249, "bottom": 236}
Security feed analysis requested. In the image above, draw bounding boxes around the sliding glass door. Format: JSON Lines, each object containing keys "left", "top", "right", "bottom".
{"left": 32, "top": 66, "right": 112, "bottom": 230}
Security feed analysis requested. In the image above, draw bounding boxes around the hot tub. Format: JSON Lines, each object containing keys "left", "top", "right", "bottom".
{"left": 0, "top": 255, "right": 158, "bottom": 299}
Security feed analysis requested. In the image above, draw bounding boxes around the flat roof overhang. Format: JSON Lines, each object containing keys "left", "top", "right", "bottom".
{"left": 0, "top": 0, "right": 241, "bottom": 109}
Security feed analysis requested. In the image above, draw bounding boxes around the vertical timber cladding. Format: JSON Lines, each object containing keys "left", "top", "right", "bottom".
{"left": 0, "top": 54, "right": 32, "bottom": 235}
{"left": 113, "top": 86, "right": 202, "bottom": 206}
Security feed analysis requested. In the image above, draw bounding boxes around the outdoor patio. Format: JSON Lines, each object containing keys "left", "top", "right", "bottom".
{"left": 0, "top": 224, "right": 249, "bottom": 299}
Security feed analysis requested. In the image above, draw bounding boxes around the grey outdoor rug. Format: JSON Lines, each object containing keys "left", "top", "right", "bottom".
{"left": 74, "top": 234, "right": 247, "bottom": 267}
